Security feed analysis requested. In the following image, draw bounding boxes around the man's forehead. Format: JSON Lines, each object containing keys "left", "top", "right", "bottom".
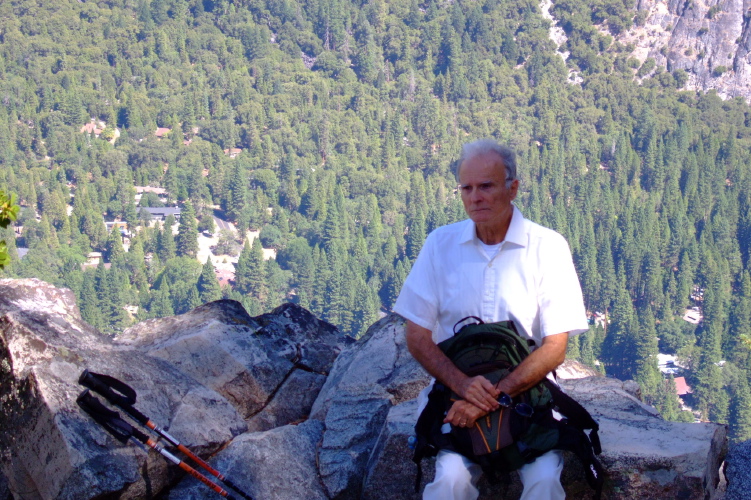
{"left": 458, "top": 151, "right": 506, "bottom": 179}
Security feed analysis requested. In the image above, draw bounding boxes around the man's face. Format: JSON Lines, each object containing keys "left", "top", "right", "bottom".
{"left": 458, "top": 151, "right": 518, "bottom": 227}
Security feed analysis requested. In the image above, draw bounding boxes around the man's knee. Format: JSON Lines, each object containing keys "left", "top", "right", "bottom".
{"left": 423, "top": 451, "right": 481, "bottom": 500}
{"left": 519, "top": 451, "right": 565, "bottom": 500}
{"left": 435, "top": 450, "right": 477, "bottom": 485}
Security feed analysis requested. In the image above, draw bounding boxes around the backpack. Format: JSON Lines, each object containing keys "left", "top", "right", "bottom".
{"left": 412, "top": 317, "right": 604, "bottom": 499}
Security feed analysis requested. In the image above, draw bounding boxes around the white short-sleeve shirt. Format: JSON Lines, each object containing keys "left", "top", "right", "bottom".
{"left": 394, "top": 205, "right": 588, "bottom": 347}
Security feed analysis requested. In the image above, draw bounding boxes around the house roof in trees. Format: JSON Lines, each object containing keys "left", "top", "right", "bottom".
{"left": 215, "top": 268, "right": 235, "bottom": 287}
{"left": 155, "top": 127, "right": 171, "bottom": 138}
{"left": 140, "top": 207, "right": 181, "bottom": 220}
{"left": 135, "top": 186, "right": 167, "bottom": 195}
{"left": 80, "top": 120, "right": 104, "bottom": 136}
{"left": 674, "top": 377, "right": 692, "bottom": 396}
{"left": 223, "top": 148, "right": 243, "bottom": 158}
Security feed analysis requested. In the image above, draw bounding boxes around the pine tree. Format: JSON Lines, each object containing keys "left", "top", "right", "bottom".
{"left": 79, "top": 270, "right": 103, "bottom": 329}
{"left": 655, "top": 375, "right": 682, "bottom": 422}
{"left": 407, "top": 206, "right": 426, "bottom": 260}
{"left": 730, "top": 377, "right": 751, "bottom": 443}
{"left": 150, "top": 282, "right": 175, "bottom": 317}
{"left": 388, "top": 258, "right": 410, "bottom": 310}
{"left": 634, "top": 308, "right": 662, "bottom": 402}
{"left": 105, "top": 228, "right": 125, "bottom": 263}
{"left": 197, "top": 258, "right": 222, "bottom": 303}
{"left": 185, "top": 284, "right": 202, "bottom": 312}
{"left": 176, "top": 200, "right": 198, "bottom": 258}
{"left": 126, "top": 238, "right": 149, "bottom": 292}
{"left": 234, "top": 238, "right": 253, "bottom": 295}
{"left": 158, "top": 215, "right": 177, "bottom": 261}
{"left": 235, "top": 237, "right": 266, "bottom": 302}
{"left": 601, "top": 271, "right": 638, "bottom": 380}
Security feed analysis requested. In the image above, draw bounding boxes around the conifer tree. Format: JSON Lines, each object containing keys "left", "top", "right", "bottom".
{"left": 634, "top": 308, "right": 662, "bottom": 401}
{"left": 197, "top": 258, "right": 222, "bottom": 303}
{"left": 407, "top": 206, "right": 426, "bottom": 261}
{"left": 158, "top": 215, "right": 177, "bottom": 261}
{"left": 655, "top": 375, "right": 682, "bottom": 422}
{"left": 79, "top": 270, "right": 103, "bottom": 329}
{"left": 185, "top": 284, "right": 202, "bottom": 312}
{"left": 730, "top": 377, "right": 751, "bottom": 443}
{"left": 234, "top": 237, "right": 253, "bottom": 295}
{"left": 310, "top": 246, "right": 329, "bottom": 318}
{"left": 150, "top": 281, "right": 175, "bottom": 317}
{"left": 106, "top": 228, "right": 125, "bottom": 263}
{"left": 126, "top": 238, "right": 149, "bottom": 291}
{"left": 235, "top": 237, "right": 266, "bottom": 302}
{"left": 176, "top": 200, "right": 198, "bottom": 258}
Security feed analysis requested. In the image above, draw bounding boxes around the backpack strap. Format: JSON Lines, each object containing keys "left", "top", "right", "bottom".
{"left": 555, "top": 422, "right": 605, "bottom": 500}
{"left": 452, "top": 316, "right": 484, "bottom": 334}
{"left": 542, "top": 379, "right": 604, "bottom": 499}
{"left": 412, "top": 383, "right": 453, "bottom": 492}
{"left": 543, "top": 379, "right": 601, "bottom": 454}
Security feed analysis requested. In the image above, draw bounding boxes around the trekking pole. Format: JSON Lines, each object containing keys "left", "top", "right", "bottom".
{"left": 77, "top": 390, "right": 238, "bottom": 500}
{"left": 78, "top": 370, "right": 253, "bottom": 500}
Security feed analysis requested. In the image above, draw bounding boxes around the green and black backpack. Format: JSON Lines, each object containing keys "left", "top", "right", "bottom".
{"left": 412, "top": 317, "right": 604, "bottom": 499}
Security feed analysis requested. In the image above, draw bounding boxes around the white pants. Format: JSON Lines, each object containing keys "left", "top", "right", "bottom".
{"left": 422, "top": 449, "right": 565, "bottom": 500}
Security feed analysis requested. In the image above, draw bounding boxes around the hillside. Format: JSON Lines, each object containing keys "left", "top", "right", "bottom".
{"left": 0, "top": 0, "right": 751, "bottom": 442}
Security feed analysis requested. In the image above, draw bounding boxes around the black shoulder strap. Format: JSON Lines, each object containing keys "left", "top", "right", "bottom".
{"left": 541, "top": 379, "right": 604, "bottom": 499}
{"left": 543, "top": 379, "right": 601, "bottom": 454}
{"left": 412, "top": 384, "right": 453, "bottom": 492}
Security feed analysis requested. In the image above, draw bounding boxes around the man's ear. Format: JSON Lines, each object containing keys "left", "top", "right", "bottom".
{"left": 508, "top": 179, "right": 520, "bottom": 200}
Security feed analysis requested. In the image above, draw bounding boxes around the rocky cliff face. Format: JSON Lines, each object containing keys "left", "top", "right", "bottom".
{"left": 615, "top": 0, "right": 751, "bottom": 100}
{"left": 0, "top": 278, "right": 729, "bottom": 499}
{"left": 543, "top": 0, "right": 751, "bottom": 100}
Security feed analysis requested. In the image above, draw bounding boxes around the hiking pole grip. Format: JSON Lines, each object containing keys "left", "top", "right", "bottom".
{"left": 79, "top": 370, "right": 150, "bottom": 426}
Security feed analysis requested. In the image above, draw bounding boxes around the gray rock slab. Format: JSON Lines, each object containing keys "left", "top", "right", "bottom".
{"left": 318, "top": 390, "right": 392, "bottom": 499}
{"left": 246, "top": 368, "right": 327, "bottom": 432}
{"left": 362, "top": 399, "right": 424, "bottom": 500}
{"left": 118, "top": 301, "right": 346, "bottom": 421}
{"left": 118, "top": 301, "right": 292, "bottom": 419}
{"left": 168, "top": 420, "right": 327, "bottom": 500}
{"left": 253, "top": 302, "right": 351, "bottom": 374}
{"left": 559, "top": 376, "right": 727, "bottom": 499}
{"left": 311, "top": 314, "right": 430, "bottom": 421}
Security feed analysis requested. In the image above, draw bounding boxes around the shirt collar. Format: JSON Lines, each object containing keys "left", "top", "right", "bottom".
{"left": 459, "top": 204, "right": 527, "bottom": 247}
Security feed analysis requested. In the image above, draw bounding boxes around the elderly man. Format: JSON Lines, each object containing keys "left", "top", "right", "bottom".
{"left": 394, "top": 139, "right": 588, "bottom": 500}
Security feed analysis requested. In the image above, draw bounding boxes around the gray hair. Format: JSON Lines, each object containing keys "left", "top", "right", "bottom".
{"left": 455, "top": 139, "right": 518, "bottom": 187}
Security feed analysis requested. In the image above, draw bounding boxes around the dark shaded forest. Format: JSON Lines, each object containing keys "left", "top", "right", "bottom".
{"left": 1, "top": 0, "right": 751, "bottom": 440}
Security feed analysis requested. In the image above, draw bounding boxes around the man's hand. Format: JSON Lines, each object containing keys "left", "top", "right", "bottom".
{"left": 455, "top": 375, "right": 500, "bottom": 413}
{"left": 444, "top": 400, "right": 487, "bottom": 428}
{"left": 495, "top": 331, "right": 569, "bottom": 397}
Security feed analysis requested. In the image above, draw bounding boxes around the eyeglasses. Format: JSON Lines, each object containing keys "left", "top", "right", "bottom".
{"left": 498, "top": 392, "right": 534, "bottom": 417}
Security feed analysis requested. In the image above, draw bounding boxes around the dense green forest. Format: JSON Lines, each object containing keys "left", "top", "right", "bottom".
{"left": 1, "top": 0, "right": 751, "bottom": 440}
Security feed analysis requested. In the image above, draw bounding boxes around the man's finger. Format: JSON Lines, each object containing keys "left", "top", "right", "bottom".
{"left": 464, "top": 378, "right": 499, "bottom": 411}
